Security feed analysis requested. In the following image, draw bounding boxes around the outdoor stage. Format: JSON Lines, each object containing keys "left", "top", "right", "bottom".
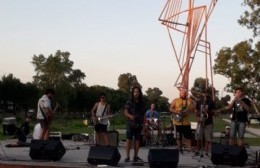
{"left": 0, "top": 138, "right": 259, "bottom": 168}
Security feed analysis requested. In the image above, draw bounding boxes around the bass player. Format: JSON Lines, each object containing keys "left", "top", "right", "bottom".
{"left": 91, "top": 93, "right": 111, "bottom": 146}
{"left": 169, "top": 89, "right": 194, "bottom": 153}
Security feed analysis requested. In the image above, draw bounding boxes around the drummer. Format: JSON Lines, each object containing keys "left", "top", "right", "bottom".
{"left": 145, "top": 103, "right": 161, "bottom": 144}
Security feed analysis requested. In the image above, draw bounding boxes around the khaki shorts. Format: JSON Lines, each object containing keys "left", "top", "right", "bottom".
{"left": 196, "top": 123, "right": 213, "bottom": 141}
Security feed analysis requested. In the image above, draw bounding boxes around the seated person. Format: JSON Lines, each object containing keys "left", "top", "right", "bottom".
{"left": 145, "top": 103, "right": 161, "bottom": 144}
{"left": 220, "top": 126, "right": 230, "bottom": 145}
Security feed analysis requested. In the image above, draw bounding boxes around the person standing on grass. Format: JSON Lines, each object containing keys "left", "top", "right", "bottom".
{"left": 124, "top": 86, "right": 146, "bottom": 162}
{"left": 215, "top": 87, "right": 251, "bottom": 146}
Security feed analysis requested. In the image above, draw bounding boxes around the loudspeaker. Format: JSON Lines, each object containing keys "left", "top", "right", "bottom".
{"left": 29, "top": 139, "right": 66, "bottom": 160}
{"left": 87, "top": 146, "right": 121, "bottom": 166}
{"left": 211, "top": 143, "right": 248, "bottom": 166}
{"left": 148, "top": 148, "right": 179, "bottom": 168}
{"left": 97, "top": 131, "right": 119, "bottom": 147}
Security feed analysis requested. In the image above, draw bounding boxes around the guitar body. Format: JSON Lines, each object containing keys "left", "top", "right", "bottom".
{"left": 172, "top": 113, "right": 183, "bottom": 122}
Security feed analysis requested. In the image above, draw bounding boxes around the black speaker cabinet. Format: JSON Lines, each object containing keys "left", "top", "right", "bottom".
{"left": 211, "top": 143, "right": 248, "bottom": 166}
{"left": 97, "top": 131, "right": 119, "bottom": 147}
{"left": 148, "top": 148, "right": 179, "bottom": 168}
{"left": 87, "top": 146, "right": 121, "bottom": 166}
{"left": 29, "top": 139, "right": 66, "bottom": 160}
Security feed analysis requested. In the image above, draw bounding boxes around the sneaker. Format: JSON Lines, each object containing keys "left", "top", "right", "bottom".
{"left": 205, "top": 152, "right": 209, "bottom": 156}
{"left": 124, "top": 157, "right": 130, "bottom": 162}
{"left": 133, "top": 156, "right": 143, "bottom": 162}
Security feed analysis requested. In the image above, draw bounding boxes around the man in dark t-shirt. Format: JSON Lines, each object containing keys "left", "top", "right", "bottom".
{"left": 124, "top": 86, "right": 146, "bottom": 163}
{"left": 216, "top": 87, "right": 251, "bottom": 146}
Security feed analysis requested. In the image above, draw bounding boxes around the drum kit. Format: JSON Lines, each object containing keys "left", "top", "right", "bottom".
{"left": 142, "top": 112, "right": 176, "bottom": 147}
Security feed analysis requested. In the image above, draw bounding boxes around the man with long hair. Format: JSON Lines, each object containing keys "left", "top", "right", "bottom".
{"left": 124, "top": 86, "right": 146, "bottom": 162}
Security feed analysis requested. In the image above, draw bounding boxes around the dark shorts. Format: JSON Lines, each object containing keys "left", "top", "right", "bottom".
{"left": 38, "top": 119, "right": 49, "bottom": 129}
{"left": 94, "top": 124, "right": 108, "bottom": 133}
{"left": 126, "top": 123, "right": 143, "bottom": 140}
{"left": 175, "top": 125, "right": 192, "bottom": 139}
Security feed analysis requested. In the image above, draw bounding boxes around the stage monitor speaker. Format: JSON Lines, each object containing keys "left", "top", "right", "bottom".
{"left": 97, "top": 131, "right": 119, "bottom": 147}
{"left": 211, "top": 143, "right": 248, "bottom": 166}
{"left": 87, "top": 146, "right": 121, "bottom": 166}
{"left": 29, "top": 139, "right": 66, "bottom": 160}
{"left": 148, "top": 148, "right": 179, "bottom": 168}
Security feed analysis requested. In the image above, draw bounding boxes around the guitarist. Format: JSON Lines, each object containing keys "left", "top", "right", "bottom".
{"left": 91, "top": 93, "right": 111, "bottom": 146}
{"left": 36, "top": 88, "right": 56, "bottom": 140}
{"left": 169, "top": 89, "right": 194, "bottom": 153}
{"left": 124, "top": 86, "right": 146, "bottom": 163}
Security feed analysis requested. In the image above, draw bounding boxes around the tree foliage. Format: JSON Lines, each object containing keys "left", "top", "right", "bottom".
{"left": 31, "top": 50, "right": 85, "bottom": 89}
{"left": 145, "top": 87, "right": 169, "bottom": 112}
{"left": 214, "top": 41, "right": 260, "bottom": 106}
{"left": 190, "top": 77, "right": 217, "bottom": 102}
{"left": 117, "top": 73, "right": 141, "bottom": 95}
{"left": 31, "top": 50, "right": 86, "bottom": 110}
{"left": 238, "top": 0, "right": 260, "bottom": 38}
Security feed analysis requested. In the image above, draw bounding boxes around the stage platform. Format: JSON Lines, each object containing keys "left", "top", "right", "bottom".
{"left": 0, "top": 138, "right": 259, "bottom": 168}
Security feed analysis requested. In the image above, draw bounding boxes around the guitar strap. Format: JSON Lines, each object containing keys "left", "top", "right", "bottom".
{"left": 101, "top": 103, "right": 108, "bottom": 117}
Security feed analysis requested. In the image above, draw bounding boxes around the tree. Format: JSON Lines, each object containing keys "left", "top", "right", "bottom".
{"left": 31, "top": 50, "right": 86, "bottom": 110}
{"left": 213, "top": 41, "right": 260, "bottom": 106}
{"left": 145, "top": 87, "right": 169, "bottom": 112}
{"left": 238, "top": 0, "right": 260, "bottom": 38}
{"left": 117, "top": 73, "right": 141, "bottom": 95}
{"left": 190, "top": 77, "right": 217, "bottom": 101}
{"left": 31, "top": 50, "right": 85, "bottom": 89}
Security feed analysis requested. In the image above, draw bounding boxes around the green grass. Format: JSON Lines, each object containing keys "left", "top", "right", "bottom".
{"left": 1, "top": 112, "right": 260, "bottom": 146}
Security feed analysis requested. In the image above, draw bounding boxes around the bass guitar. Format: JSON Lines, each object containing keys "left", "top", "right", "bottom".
{"left": 172, "top": 107, "right": 187, "bottom": 122}
{"left": 92, "top": 113, "right": 118, "bottom": 125}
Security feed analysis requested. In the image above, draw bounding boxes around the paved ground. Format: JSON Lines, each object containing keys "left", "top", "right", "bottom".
{"left": 1, "top": 119, "right": 260, "bottom": 168}
{"left": 0, "top": 136, "right": 260, "bottom": 168}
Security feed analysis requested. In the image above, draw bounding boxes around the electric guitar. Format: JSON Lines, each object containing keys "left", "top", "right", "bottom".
{"left": 92, "top": 113, "right": 118, "bottom": 125}
{"left": 172, "top": 111, "right": 186, "bottom": 122}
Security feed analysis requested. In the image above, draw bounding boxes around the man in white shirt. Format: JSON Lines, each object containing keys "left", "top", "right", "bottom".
{"left": 36, "top": 88, "right": 55, "bottom": 140}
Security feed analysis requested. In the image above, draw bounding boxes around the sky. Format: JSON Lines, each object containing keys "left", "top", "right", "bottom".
{"left": 0, "top": 0, "right": 251, "bottom": 101}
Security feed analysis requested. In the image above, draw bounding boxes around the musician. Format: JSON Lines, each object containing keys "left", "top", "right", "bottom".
{"left": 124, "top": 86, "right": 146, "bottom": 162}
{"left": 145, "top": 103, "right": 161, "bottom": 144}
{"left": 194, "top": 94, "right": 215, "bottom": 157}
{"left": 36, "top": 88, "right": 55, "bottom": 140}
{"left": 91, "top": 93, "right": 111, "bottom": 146}
{"left": 216, "top": 87, "right": 251, "bottom": 146}
{"left": 169, "top": 89, "right": 194, "bottom": 153}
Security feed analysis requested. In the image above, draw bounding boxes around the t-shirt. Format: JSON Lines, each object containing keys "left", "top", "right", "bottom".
{"left": 172, "top": 98, "right": 192, "bottom": 126}
{"left": 95, "top": 102, "right": 109, "bottom": 125}
{"left": 196, "top": 99, "right": 215, "bottom": 125}
{"left": 37, "top": 95, "right": 51, "bottom": 120}
{"left": 231, "top": 97, "right": 251, "bottom": 122}
{"left": 33, "top": 123, "right": 42, "bottom": 139}
{"left": 125, "top": 100, "right": 146, "bottom": 124}
{"left": 146, "top": 110, "right": 159, "bottom": 119}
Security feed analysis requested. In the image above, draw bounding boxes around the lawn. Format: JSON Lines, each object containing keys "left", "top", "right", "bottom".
{"left": 1, "top": 112, "right": 260, "bottom": 146}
